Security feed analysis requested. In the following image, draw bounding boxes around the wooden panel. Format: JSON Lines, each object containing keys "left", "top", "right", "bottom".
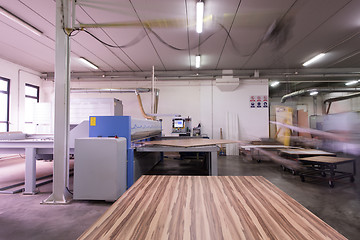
{"left": 143, "top": 138, "right": 240, "bottom": 147}
{"left": 280, "top": 149, "right": 336, "bottom": 156}
{"left": 300, "top": 156, "right": 354, "bottom": 163}
{"left": 79, "top": 176, "right": 346, "bottom": 240}
{"left": 240, "top": 145, "right": 300, "bottom": 151}
{"left": 297, "top": 110, "right": 312, "bottom": 138}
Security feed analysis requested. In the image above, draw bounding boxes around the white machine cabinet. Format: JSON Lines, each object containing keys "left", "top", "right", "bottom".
{"left": 70, "top": 98, "right": 123, "bottom": 124}
{"left": 74, "top": 137, "right": 127, "bottom": 201}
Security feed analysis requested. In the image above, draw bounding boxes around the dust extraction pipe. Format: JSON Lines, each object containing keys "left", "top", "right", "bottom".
{"left": 281, "top": 87, "right": 360, "bottom": 103}
{"left": 323, "top": 92, "right": 360, "bottom": 114}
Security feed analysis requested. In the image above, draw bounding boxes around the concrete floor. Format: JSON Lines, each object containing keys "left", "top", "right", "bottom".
{"left": 0, "top": 155, "right": 359, "bottom": 239}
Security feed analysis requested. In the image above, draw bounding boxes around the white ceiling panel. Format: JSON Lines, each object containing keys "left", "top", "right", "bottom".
{"left": 0, "top": 0, "right": 358, "bottom": 90}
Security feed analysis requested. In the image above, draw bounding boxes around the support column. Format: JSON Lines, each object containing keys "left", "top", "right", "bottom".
{"left": 43, "top": 0, "right": 72, "bottom": 204}
{"left": 210, "top": 150, "right": 218, "bottom": 176}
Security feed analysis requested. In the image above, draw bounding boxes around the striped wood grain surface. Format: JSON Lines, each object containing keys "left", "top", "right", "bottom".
{"left": 300, "top": 156, "right": 354, "bottom": 163}
{"left": 78, "top": 176, "right": 346, "bottom": 240}
{"left": 143, "top": 138, "right": 240, "bottom": 147}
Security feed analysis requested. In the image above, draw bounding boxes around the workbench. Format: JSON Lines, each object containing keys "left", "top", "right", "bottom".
{"left": 299, "top": 156, "right": 356, "bottom": 188}
{"left": 136, "top": 144, "right": 218, "bottom": 176}
{"left": 0, "top": 139, "right": 73, "bottom": 194}
{"left": 78, "top": 175, "right": 346, "bottom": 240}
{"left": 279, "top": 148, "right": 336, "bottom": 159}
{"left": 240, "top": 145, "right": 300, "bottom": 162}
{"left": 278, "top": 149, "right": 336, "bottom": 174}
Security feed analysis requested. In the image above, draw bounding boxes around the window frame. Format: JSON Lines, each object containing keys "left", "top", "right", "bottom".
{"left": 0, "top": 77, "right": 10, "bottom": 132}
{"left": 25, "top": 83, "right": 39, "bottom": 124}
{"left": 25, "top": 83, "right": 39, "bottom": 101}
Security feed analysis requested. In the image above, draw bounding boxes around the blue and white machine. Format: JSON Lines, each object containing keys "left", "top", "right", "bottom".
{"left": 88, "top": 116, "right": 162, "bottom": 188}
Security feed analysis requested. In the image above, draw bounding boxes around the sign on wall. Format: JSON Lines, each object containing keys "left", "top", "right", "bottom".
{"left": 250, "top": 95, "right": 268, "bottom": 108}
{"left": 250, "top": 95, "right": 256, "bottom": 108}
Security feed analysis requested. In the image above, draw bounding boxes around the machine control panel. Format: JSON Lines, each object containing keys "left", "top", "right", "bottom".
{"left": 172, "top": 117, "right": 191, "bottom": 135}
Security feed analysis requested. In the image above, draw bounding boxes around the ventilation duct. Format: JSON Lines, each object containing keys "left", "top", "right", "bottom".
{"left": 324, "top": 92, "right": 360, "bottom": 114}
{"left": 216, "top": 70, "right": 240, "bottom": 91}
{"left": 281, "top": 87, "right": 360, "bottom": 103}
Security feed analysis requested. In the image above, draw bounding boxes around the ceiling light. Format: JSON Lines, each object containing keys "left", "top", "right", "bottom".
{"left": 345, "top": 80, "right": 359, "bottom": 86}
{"left": 302, "top": 53, "right": 325, "bottom": 67}
{"left": 0, "top": 6, "right": 42, "bottom": 36}
{"left": 195, "top": 55, "right": 201, "bottom": 68}
{"left": 79, "top": 57, "right": 99, "bottom": 70}
{"left": 270, "top": 81, "right": 280, "bottom": 87}
{"left": 196, "top": 1, "right": 204, "bottom": 33}
{"left": 310, "top": 91, "right": 318, "bottom": 96}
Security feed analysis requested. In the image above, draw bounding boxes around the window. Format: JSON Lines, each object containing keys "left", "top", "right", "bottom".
{"left": 25, "top": 84, "right": 39, "bottom": 133}
{"left": 0, "top": 77, "right": 10, "bottom": 132}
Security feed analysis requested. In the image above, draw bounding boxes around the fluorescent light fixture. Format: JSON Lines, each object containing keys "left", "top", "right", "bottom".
{"left": 79, "top": 57, "right": 99, "bottom": 70}
{"left": 302, "top": 53, "right": 325, "bottom": 67}
{"left": 0, "top": 6, "right": 42, "bottom": 36}
{"left": 270, "top": 81, "right": 280, "bottom": 87}
{"left": 195, "top": 55, "right": 201, "bottom": 68}
{"left": 196, "top": 1, "right": 204, "bottom": 33}
{"left": 310, "top": 91, "right": 318, "bottom": 96}
{"left": 345, "top": 80, "right": 359, "bottom": 86}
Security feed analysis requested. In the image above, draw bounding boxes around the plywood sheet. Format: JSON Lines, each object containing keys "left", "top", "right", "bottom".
{"left": 297, "top": 109, "right": 312, "bottom": 138}
{"left": 79, "top": 175, "right": 346, "bottom": 240}
{"left": 239, "top": 145, "right": 300, "bottom": 151}
{"left": 143, "top": 138, "right": 240, "bottom": 147}
{"left": 280, "top": 149, "right": 336, "bottom": 156}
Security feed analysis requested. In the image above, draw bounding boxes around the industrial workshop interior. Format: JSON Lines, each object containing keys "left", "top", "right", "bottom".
{"left": 0, "top": 0, "right": 360, "bottom": 239}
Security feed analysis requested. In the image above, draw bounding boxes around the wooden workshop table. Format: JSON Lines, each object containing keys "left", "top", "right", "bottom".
{"left": 78, "top": 175, "right": 346, "bottom": 240}
{"left": 0, "top": 139, "right": 54, "bottom": 194}
{"left": 299, "top": 156, "right": 356, "bottom": 188}
{"left": 240, "top": 145, "right": 300, "bottom": 162}
{"left": 279, "top": 148, "right": 336, "bottom": 159}
{"left": 279, "top": 149, "right": 337, "bottom": 174}
{"left": 136, "top": 144, "right": 218, "bottom": 175}
{"left": 0, "top": 139, "right": 74, "bottom": 194}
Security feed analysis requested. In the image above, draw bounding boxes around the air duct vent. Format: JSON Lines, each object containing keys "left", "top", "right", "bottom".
{"left": 216, "top": 70, "right": 240, "bottom": 91}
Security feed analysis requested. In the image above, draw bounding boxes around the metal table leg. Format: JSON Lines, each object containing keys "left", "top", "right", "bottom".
{"left": 24, "top": 147, "right": 38, "bottom": 195}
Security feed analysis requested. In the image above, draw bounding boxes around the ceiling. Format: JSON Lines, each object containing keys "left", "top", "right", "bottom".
{"left": 1, "top": 0, "right": 360, "bottom": 96}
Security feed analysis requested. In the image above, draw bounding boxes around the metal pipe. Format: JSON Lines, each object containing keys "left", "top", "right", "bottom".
{"left": 154, "top": 89, "right": 159, "bottom": 114}
{"left": 281, "top": 87, "right": 360, "bottom": 103}
{"left": 70, "top": 88, "right": 153, "bottom": 93}
{"left": 152, "top": 66, "right": 155, "bottom": 114}
{"left": 324, "top": 92, "right": 360, "bottom": 114}
{"left": 42, "top": 68, "right": 360, "bottom": 81}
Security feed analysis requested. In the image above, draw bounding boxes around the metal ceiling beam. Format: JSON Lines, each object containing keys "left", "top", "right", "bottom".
{"left": 41, "top": 68, "right": 360, "bottom": 81}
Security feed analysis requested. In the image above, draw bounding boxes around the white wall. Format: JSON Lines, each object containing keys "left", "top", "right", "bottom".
{"left": 70, "top": 79, "right": 269, "bottom": 141}
{"left": 0, "top": 58, "right": 49, "bottom": 132}
{"left": 0, "top": 56, "right": 270, "bottom": 140}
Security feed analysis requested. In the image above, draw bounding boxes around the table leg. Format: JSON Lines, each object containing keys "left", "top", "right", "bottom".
{"left": 24, "top": 147, "right": 37, "bottom": 195}
{"left": 210, "top": 151, "right": 218, "bottom": 176}
{"left": 328, "top": 164, "right": 335, "bottom": 188}
{"left": 353, "top": 160, "right": 356, "bottom": 175}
